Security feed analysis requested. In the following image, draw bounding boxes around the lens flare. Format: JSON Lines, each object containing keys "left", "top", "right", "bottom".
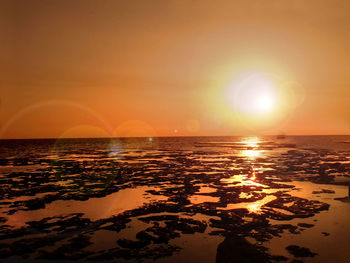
{"left": 0, "top": 100, "right": 114, "bottom": 139}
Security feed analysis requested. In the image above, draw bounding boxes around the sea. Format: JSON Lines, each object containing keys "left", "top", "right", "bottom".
{"left": 0, "top": 135, "right": 349, "bottom": 262}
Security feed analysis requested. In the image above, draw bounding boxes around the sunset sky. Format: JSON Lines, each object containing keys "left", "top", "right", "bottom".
{"left": 1, "top": 0, "right": 349, "bottom": 139}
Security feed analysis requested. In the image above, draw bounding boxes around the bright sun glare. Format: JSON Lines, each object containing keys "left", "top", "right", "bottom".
{"left": 228, "top": 73, "right": 277, "bottom": 116}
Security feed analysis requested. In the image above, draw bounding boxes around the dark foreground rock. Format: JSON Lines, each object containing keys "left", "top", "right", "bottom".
{"left": 286, "top": 245, "right": 317, "bottom": 258}
{"left": 216, "top": 236, "right": 271, "bottom": 263}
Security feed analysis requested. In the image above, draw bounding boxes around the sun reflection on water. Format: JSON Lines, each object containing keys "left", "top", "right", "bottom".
{"left": 240, "top": 137, "right": 259, "bottom": 147}
{"left": 246, "top": 195, "right": 276, "bottom": 213}
{"left": 225, "top": 195, "right": 276, "bottom": 213}
{"left": 239, "top": 137, "right": 264, "bottom": 159}
{"left": 250, "top": 167, "right": 257, "bottom": 181}
{"left": 241, "top": 149, "right": 263, "bottom": 158}
{"left": 247, "top": 202, "right": 261, "bottom": 213}
{"left": 221, "top": 137, "right": 276, "bottom": 213}
{"left": 221, "top": 174, "right": 267, "bottom": 188}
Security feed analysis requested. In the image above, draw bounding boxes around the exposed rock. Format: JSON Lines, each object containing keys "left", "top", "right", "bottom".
{"left": 285, "top": 245, "right": 317, "bottom": 257}
{"left": 312, "top": 189, "right": 335, "bottom": 194}
{"left": 216, "top": 236, "right": 271, "bottom": 263}
{"left": 297, "top": 223, "right": 314, "bottom": 228}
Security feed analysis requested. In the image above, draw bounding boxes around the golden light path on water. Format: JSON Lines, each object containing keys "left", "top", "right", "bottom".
{"left": 222, "top": 137, "right": 276, "bottom": 213}
{"left": 239, "top": 137, "right": 264, "bottom": 159}
{"left": 239, "top": 137, "right": 264, "bottom": 172}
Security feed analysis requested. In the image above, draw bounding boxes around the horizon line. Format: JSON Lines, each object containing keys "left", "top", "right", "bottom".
{"left": 1, "top": 134, "right": 350, "bottom": 140}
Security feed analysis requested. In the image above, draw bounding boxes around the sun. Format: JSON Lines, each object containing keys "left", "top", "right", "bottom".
{"left": 228, "top": 72, "right": 278, "bottom": 116}
{"left": 255, "top": 94, "right": 274, "bottom": 112}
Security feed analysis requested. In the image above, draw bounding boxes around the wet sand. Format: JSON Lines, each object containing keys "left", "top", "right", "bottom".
{"left": 0, "top": 136, "right": 349, "bottom": 262}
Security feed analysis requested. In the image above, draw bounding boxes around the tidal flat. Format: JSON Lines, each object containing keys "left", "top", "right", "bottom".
{"left": 0, "top": 136, "right": 349, "bottom": 262}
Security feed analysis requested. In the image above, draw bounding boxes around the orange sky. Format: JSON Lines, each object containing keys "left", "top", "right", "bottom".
{"left": 1, "top": 0, "right": 349, "bottom": 139}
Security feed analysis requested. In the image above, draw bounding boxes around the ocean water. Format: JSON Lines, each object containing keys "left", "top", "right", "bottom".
{"left": 0, "top": 135, "right": 349, "bottom": 262}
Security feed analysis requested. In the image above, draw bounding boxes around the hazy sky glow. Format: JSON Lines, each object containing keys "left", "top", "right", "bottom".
{"left": 1, "top": 0, "right": 349, "bottom": 139}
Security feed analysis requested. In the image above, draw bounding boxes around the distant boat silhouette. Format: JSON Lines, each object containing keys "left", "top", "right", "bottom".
{"left": 276, "top": 133, "right": 286, "bottom": 139}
